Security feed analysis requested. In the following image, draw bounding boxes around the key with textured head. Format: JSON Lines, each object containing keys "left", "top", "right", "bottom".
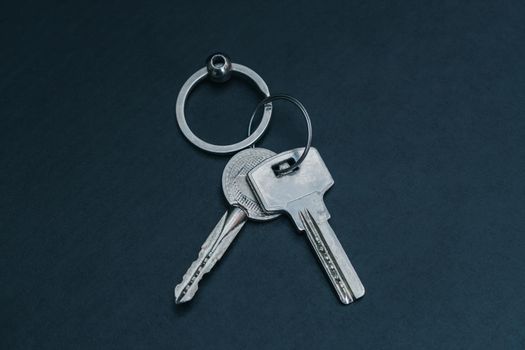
{"left": 248, "top": 147, "right": 365, "bottom": 304}
{"left": 174, "top": 147, "right": 279, "bottom": 304}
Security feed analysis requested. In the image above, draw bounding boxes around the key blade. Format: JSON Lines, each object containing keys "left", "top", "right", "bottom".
{"left": 174, "top": 208, "right": 247, "bottom": 304}
{"left": 249, "top": 147, "right": 365, "bottom": 305}
{"left": 300, "top": 209, "right": 365, "bottom": 304}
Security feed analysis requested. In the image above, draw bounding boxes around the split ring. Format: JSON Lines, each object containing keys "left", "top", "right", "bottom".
{"left": 175, "top": 53, "right": 273, "bottom": 154}
{"left": 248, "top": 94, "right": 312, "bottom": 176}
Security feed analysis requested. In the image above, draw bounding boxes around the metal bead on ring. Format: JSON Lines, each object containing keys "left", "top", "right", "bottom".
{"left": 206, "top": 53, "right": 232, "bottom": 83}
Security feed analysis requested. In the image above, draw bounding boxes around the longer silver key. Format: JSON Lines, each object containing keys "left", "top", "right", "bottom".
{"left": 174, "top": 148, "right": 279, "bottom": 304}
{"left": 248, "top": 147, "right": 365, "bottom": 304}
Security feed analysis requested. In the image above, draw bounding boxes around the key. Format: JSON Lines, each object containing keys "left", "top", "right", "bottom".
{"left": 248, "top": 147, "right": 365, "bottom": 304}
{"left": 174, "top": 147, "right": 279, "bottom": 304}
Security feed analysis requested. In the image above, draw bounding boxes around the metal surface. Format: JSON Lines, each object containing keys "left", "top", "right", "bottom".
{"left": 174, "top": 208, "right": 247, "bottom": 304}
{"left": 174, "top": 148, "right": 279, "bottom": 304}
{"left": 222, "top": 148, "right": 279, "bottom": 221}
{"left": 248, "top": 94, "right": 312, "bottom": 176}
{"left": 206, "top": 53, "right": 232, "bottom": 83}
{"left": 247, "top": 147, "right": 365, "bottom": 304}
{"left": 175, "top": 58, "right": 273, "bottom": 154}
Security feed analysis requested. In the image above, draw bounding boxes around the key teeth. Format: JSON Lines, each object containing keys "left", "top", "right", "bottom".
{"left": 174, "top": 248, "right": 220, "bottom": 304}
{"left": 174, "top": 214, "right": 228, "bottom": 304}
{"left": 299, "top": 209, "right": 358, "bottom": 305}
{"left": 174, "top": 209, "right": 247, "bottom": 304}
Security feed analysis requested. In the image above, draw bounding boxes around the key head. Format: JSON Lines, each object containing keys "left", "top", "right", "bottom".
{"left": 222, "top": 147, "right": 279, "bottom": 221}
{"left": 247, "top": 148, "right": 334, "bottom": 230}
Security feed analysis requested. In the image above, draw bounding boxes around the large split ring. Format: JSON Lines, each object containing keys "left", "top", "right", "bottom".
{"left": 175, "top": 53, "right": 272, "bottom": 154}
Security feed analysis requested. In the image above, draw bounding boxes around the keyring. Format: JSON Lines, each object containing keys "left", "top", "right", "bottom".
{"left": 247, "top": 94, "right": 312, "bottom": 176}
{"left": 175, "top": 53, "right": 273, "bottom": 154}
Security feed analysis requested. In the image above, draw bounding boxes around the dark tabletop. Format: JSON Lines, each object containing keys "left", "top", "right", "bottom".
{"left": 1, "top": 1, "right": 524, "bottom": 349}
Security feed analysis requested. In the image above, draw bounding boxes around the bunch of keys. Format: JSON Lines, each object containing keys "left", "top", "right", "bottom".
{"left": 174, "top": 53, "right": 365, "bottom": 305}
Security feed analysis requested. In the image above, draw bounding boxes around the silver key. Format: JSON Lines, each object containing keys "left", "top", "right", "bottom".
{"left": 248, "top": 147, "right": 365, "bottom": 304}
{"left": 174, "top": 147, "right": 279, "bottom": 304}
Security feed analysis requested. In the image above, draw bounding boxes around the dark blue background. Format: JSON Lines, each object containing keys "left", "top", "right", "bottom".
{"left": 1, "top": 1, "right": 524, "bottom": 349}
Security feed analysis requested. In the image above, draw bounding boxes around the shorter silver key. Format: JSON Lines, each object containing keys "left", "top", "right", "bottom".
{"left": 174, "top": 147, "right": 279, "bottom": 304}
{"left": 248, "top": 147, "right": 365, "bottom": 304}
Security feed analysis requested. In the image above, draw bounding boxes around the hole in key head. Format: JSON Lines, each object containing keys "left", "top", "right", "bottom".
{"left": 272, "top": 158, "right": 298, "bottom": 176}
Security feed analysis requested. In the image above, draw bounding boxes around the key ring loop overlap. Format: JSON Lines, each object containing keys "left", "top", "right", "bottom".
{"left": 176, "top": 54, "right": 312, "bottom": 176}
{"left": 248, "top": 94, "right": 312, "bottom": 176}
